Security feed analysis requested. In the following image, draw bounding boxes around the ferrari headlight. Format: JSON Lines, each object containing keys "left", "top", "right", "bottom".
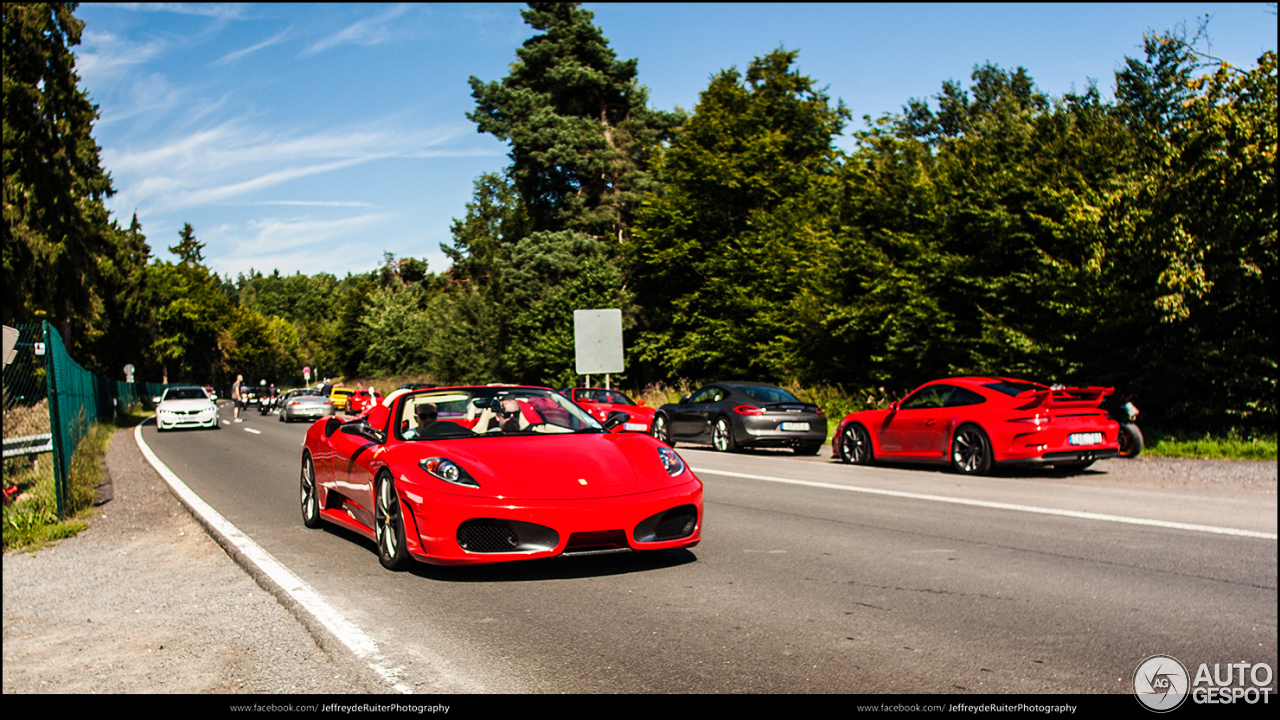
{"left": 657, "top": 446, "right": 686, "bottom": 477}
{"left": 420, "top": 457, "right": 479, "bottom": 488}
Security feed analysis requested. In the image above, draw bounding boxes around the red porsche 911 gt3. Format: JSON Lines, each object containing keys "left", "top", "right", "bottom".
{"left": 300, "top": 386, "right": 703, "bottom": 569}
{"left": 831, "top": 377, "right": 1121, "bottom": 475}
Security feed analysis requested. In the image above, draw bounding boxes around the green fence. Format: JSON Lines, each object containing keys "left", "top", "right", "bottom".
{"left": 3, "top": 322, "right": 166, "bottom": 518}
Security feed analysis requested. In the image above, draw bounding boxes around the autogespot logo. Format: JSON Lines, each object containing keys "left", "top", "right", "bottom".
{"left": 1135, "top": 654, "right": 1190, "bottom": 712}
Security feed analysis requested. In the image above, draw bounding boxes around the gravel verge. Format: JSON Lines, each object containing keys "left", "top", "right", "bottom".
{"left": 2, "top": 426, "right": 387, "bottom": 694}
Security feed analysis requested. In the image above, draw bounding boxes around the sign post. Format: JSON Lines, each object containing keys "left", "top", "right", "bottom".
{"left": 574, "top": 309, "right": 624, "bottom": 389}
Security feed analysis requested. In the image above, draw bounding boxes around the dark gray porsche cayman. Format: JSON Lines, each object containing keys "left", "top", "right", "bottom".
{"left": 650, "top": 382, "right": 827, "bottom": 455}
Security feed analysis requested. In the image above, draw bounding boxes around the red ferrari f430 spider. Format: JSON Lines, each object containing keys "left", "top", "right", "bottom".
{"left": 300, "top": 386, "right": 703, "bottom": 569}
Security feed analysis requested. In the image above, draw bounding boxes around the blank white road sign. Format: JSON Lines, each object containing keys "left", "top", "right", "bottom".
{"left": 574, "top": 309, "right": 624, "bottom": 375}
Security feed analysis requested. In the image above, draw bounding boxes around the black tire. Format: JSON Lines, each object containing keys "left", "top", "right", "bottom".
{"left": 1117, "top": 423, "right": 1144, "bottom": 458}
{"left": 950, "top": 424, "right": 992, "bottom": 475}
{"left": 375, "top": 473, "right": 412, "bottom": 571}
{"left": 838, "top": 423, "right": 874, "bottom": 465}
{"left": 300, "top": 454, "right": 322, "bottom": 529}
{"left": 712, "top": 417, "right": 738, "bottom": 452}
{"left": 651, "top": 414, "right": 675, "bottom": 447}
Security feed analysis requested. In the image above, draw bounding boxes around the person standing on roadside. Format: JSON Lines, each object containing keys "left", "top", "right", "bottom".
{"left": 232, "top": 374, "right": 245, "bottom": 422}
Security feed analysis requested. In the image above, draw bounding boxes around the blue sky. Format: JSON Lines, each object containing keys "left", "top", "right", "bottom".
{"left": 72, "top": 3, "right": 1277, "bottom": 281}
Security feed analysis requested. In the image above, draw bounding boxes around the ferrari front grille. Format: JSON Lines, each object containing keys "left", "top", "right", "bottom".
{"left": 563, "top": 530, "right": 629, "bottom": 554}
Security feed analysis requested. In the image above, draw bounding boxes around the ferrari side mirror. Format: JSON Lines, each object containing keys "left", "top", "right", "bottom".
{"left": 602, "top": 411, "right": 630, "bottom": 431}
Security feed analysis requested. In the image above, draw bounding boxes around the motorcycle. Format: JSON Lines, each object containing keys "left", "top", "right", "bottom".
{"left": 1100, "top": 391, "right": 1143, "bottom": 458}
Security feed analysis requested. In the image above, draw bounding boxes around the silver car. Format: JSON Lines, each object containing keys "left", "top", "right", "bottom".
{"left": 279, "top": 389, "right": 335, "bottom": 423}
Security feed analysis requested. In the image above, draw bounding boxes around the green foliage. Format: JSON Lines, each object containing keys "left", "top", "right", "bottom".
{"left": 3, "top": 419, "right": 114, "bottom": 552}
{"left": 2, "top": 3, "right": 143, "bottom": 362}
{"left": 627, "top": 48, "right": 849, "bottom": 381}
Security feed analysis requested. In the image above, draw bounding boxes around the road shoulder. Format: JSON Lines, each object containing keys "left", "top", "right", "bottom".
{"left": 2, "top": 425, "right": 385, "bottom": 694}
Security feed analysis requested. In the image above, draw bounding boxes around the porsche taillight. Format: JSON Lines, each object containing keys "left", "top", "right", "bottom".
{"left": 734, "top": 405, "right": 764, "bottom": 415}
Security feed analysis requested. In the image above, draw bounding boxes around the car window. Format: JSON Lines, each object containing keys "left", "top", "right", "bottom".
{"left": 579, "top": 389, "right": 634, "bottom": 405}
{"left": 900, "top": 385, "right": 952, "bottom": 410}
{"left": 734, "top": 385, "right": 800, "bottom": 404}
{"left": 164, "top": 388, "right": 208, "bottom": 401}
{"left": 945, "top": 387, "right": 987, "bottom": 407}
{"left": 688, "top": 387, "right": 718, "bottom": 404}
{"left": 983, "top": 381, "right": 1044, "bottom": 397}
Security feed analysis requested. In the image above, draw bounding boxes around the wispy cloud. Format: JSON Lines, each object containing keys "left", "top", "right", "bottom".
{"left": 251, "top": 200, "right": 376, "bottom": 207}
{"left": 103, "top": 116, "right": 488, "bottom": 216}
{"left": 213, "top": 27, "right": 291, "bottom": 65}
{"left": 115, "top": 3, "right": 249, "bottom": 21}
{"left": 304, "top": 4, "right": 413, "bottom": 55}
{"left": 209, "top": 213, "right": 393, "bottom": 277}
{"left": 77, "top": 30, "right": 167, "bottom": 80}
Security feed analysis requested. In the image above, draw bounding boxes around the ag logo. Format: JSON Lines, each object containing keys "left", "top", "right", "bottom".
{"left": 1135, "top": 654, "right": 1190, "bottom": 712}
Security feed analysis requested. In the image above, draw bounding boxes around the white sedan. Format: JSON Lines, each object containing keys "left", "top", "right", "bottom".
{"left": 154, "top": 386, "right": 220, "bottom": 431}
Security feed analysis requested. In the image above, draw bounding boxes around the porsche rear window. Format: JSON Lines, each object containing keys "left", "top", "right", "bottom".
{"left": 983, "top": 381, "right": 1043, "bottom": 397}
{"left": 734, "top": 385, "right": 800, "bottom": 404}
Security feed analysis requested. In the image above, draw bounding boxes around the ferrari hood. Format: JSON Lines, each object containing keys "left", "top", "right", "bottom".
{"left": 422, "top": 433, "right": 679, "bottom": 500}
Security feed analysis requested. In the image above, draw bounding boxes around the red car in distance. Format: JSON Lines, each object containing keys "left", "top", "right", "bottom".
{"left": 300, "top": 385, "right": 702, "bottom": 569}
{"left": 831, "top": 377, "right": 1121, "bottom": 475}
{"left": 346, "top": 388, "right": 383, "bottom": 415}
{"left": 562, "top": 387, "right": 656, "bottom": 433}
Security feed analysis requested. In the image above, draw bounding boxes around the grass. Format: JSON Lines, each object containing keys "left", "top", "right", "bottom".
{"left": 1143, "top": 430, "right": 1277, "bottom": 461}
{"left": 2, "top": 405, "right": 148, "bottom": 552}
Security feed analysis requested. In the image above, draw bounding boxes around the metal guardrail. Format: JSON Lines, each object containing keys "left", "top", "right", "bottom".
{"left": 3, "top": 432, "right": 54, "bottom": 458}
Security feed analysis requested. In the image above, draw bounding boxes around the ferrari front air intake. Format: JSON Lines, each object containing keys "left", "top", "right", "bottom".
{"left": 456, "top": 519, "right": 559, "bottom": 553}
{"left": 634, "top": 504, "right": 699, "bottom": 543}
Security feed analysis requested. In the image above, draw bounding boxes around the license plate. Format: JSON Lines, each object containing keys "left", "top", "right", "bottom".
{"left": 623, "top": 423, "right": 647, "bottom": 431}
{"left": 780, "top": 422, "right": 810, "bottom": 431}
{"left": 1069, "top": 432, "right": 1102, "bottom": 446}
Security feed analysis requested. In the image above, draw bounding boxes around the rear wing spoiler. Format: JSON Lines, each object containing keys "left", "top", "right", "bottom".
{"left": 1015, "top": 386, "right": 1113, "bottom": 411}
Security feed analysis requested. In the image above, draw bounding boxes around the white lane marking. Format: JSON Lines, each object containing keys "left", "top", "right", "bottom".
{"left": 243, "top": 427, "right": 262, "bottom": 435}
{"left": 692, "top": 466, "right": 1278, "bottom": 540}
{"left": 133, "top": 424, "right": 412, "bottom": 693}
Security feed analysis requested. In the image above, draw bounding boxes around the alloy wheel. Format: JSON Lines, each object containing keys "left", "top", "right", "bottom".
{"left": 376, "top": 475, "right": 411, "bottom": 570}
{"left": 712, "top": 418, "right": 736, "bottom": 452}
{"left": 840, "top": 424, "right": 872, "bottom": 465}
{"left": 300, "top": 455, "right": 321, "bottom": 528}
{"left": 950, "top": 425, "right": 992, "bottom": 475}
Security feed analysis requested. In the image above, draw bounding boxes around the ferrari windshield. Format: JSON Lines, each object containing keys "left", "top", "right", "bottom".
{"left": 396, "top": 387, "right": 605, "bottom": 441}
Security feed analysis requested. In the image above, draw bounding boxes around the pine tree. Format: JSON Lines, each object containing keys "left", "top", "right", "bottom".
{"left": 449, "top": 2, "right": 679, "bottom": 386}
{"left": 2, "top": 2, "right": 121, "bottom": 354}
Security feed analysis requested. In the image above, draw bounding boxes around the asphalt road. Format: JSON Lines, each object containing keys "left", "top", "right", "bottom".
{"left": 139, "top": 408, "right": 1277, "bottom": 694}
